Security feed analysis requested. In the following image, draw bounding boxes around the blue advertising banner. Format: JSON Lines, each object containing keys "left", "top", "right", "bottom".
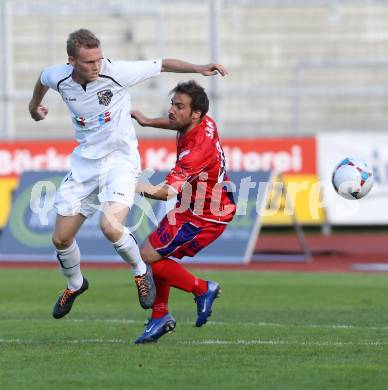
{"left": 0, "top": 170, "right": 270, "bottom": 264}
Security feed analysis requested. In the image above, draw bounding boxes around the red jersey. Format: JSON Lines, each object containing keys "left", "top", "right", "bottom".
{"left": 165, "top": 115, "right": 236, "bottom": 224}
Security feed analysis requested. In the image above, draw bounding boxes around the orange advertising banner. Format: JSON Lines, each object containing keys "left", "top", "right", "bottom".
{"left": 0, "top": 140, "right": 76, "bottom": 178}
{"left": 0, "top": 137, "right": 315, "bottom": 177}
{"left": 138, "top": 137, "right": 316, "bottom": 175}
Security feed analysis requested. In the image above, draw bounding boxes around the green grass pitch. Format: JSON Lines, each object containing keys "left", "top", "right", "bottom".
{"left": 1, "top": 268, "right": 388, "bottom": 389}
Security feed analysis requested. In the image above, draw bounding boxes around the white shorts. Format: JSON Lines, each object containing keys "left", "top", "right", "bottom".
{"left": 55, "top": 149, "right": 141, "bottom": 217}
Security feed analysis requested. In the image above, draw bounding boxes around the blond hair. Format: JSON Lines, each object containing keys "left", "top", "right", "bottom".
{"left": 66, "top": 29, "right": 100, "bottom": 57}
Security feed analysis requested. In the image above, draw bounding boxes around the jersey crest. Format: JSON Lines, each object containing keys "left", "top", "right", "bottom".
{"left": 97, "top": 89, "right": 113, "bottom": 106}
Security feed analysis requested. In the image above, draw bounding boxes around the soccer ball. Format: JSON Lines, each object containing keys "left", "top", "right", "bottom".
{"left": 331, "top": 157, "right": 373, "bottom": 200}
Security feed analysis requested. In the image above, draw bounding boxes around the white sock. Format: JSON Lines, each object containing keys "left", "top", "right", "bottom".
{"left": 113, "top": 228, "right": 147, "bottom": 276}
{"left": 56, "top": 240, "right": 83, "bottom": 291}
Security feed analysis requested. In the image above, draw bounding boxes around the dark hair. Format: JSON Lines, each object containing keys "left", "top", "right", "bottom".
{"left": 170, "top": 80, "right": 209, "bottom": 118}
{"left": 67, "top": 29, "right": 100, "bottom": 57}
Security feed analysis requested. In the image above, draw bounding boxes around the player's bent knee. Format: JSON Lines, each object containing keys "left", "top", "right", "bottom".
{"left": 52, "top": 234, "right": 73, "bottom": 250}
{"left": 99, "top": 219, "right": 122, "bottom": 242}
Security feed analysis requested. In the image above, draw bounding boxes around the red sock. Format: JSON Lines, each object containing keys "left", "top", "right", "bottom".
{"left": 151, "top": 259, "right": 208, "bottom": 296}
{"left": 151, "top": 276, "right": 170, "bottom": 319}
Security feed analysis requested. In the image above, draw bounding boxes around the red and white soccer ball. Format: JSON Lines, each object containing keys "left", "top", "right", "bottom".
{"left": 331, "top": 157, "right": 374, "bottom": 200}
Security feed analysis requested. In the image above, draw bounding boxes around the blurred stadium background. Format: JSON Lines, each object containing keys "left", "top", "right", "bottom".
{"left": 1, "top": 0, "right": 388, "bottom": 266}
{"left": 3, "top": 0, "right": 388, "bottom": 139}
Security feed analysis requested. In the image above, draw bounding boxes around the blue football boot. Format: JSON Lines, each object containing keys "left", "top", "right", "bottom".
{"left": 134, "top": 313, "right": 176, "bottom": 344}
{"left": 194, "top": 280, "right": 221, "bottom": 327}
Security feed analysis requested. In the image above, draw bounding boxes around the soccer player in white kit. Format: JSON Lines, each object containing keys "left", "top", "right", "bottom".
{"left": 28, "top": 29, "right": 227, "bottom": 319}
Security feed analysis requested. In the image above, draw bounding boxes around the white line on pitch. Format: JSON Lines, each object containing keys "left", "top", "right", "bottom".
{"left": 0, "top": 338, "right": 387, "bottom": 347}
{"left": 67, "top": 319, "right": 388, "bottom": 331}
{"left": 211, "top": 321, "right": 388, "bottom": 331}
{"left": 180, "top": 339, "right": 388, "bottom": 346}
{"left": 71, "top": 319, "right": 137, "bottom": 324}
{"left": 4, "top": 319, "right": 388, "bottom": 331}
{"left": 0, "top": 339, "right": 126, "bottom": 345}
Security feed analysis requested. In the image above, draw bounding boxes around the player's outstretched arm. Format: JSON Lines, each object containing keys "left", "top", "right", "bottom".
{"left": 136, "top": 182, "right": 176, "bottom": 201}
{"left": 28, "top": 77, "right": 49, "bottom": 121}
{"left": 161, "top": 59, "right": 228, "bottom": 77}
{"left": 131, "top": 110, "right": 176, "bottom": 130}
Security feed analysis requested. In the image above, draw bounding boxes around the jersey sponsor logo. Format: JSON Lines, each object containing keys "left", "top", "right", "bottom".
{"left": 98, "top": 111, "right": 111, "bottom": 125}
{"left": 74, "top": 116, "right": 86, "bottom": 127}
{"left": 97, "top": 89, "right": 113, "bottom": 106}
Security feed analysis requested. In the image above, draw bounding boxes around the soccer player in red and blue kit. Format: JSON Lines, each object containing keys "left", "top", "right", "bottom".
{"left": 131, "top": 80, "right": 236, "bottom": 343}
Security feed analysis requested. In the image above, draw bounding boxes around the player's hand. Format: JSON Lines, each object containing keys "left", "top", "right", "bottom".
{"left": 131, "top": 110, "right": 149, "bottom": 127}
{"left": 29, "top": 105, "right": 48, "bottom": 121}
{"left": 200, "top": 63, "right": 228, "bottom": 77}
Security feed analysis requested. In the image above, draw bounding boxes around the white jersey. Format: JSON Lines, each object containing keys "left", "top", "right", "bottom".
{"left": 41, "top": 58, "right": 162, "bottom": 159}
